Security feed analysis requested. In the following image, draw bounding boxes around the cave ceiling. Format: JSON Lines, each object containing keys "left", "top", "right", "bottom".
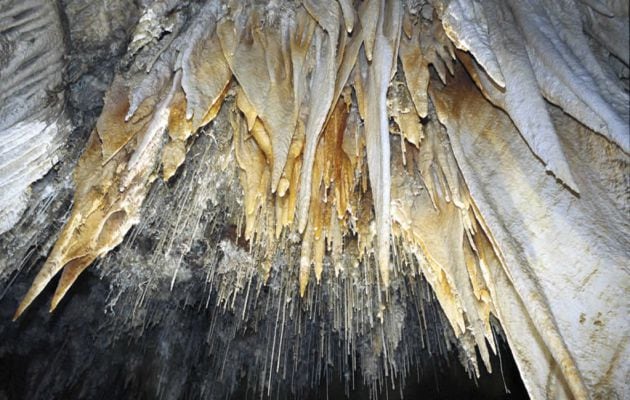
{"left": 0, "top": 0, "right": 628, "bottom": 399}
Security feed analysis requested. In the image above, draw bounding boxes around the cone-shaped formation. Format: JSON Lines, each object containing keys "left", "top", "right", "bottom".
{"left": 10, "top": 1, "right": 629, "bottom": 399}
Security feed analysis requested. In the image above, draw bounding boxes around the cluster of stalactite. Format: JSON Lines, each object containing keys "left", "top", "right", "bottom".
{"left": 9, "top": 0, "right": 628, "bottom": 399}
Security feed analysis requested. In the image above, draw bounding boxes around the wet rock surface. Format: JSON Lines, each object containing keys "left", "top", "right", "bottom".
{"left": 1, "top": 0, "right": 627, "bottom": 399}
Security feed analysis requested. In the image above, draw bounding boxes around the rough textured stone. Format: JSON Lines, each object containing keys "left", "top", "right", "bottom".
{"left": 0, "top": 1, "right": 627, "bottom": 399}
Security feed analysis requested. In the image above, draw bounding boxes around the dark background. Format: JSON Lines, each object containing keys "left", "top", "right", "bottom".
{"left": 0, "top": 267, "right": 528, "bottom": 400}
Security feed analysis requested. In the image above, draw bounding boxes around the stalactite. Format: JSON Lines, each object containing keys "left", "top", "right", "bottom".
{"left": 3, "top": 0, "right": 628, "bottom": 399}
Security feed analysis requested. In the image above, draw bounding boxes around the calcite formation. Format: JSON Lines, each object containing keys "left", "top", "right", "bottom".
{"left": 1, "top": 0, "right": 628, "bottom": 399}
{"left": 0, "top": 0, "right": 70, "bottom": 234}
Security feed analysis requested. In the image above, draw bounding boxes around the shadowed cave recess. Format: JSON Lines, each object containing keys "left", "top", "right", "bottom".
{"left": 0, "top": 0, "right": 628, "bottom": 399}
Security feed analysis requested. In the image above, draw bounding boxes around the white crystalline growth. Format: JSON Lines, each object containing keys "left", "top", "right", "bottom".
{"left": 0, "top": 119, "right": 68, "bottom": 234}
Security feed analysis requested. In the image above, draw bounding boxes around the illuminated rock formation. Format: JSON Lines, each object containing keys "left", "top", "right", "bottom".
{"left": 1, "top": 0, "right": 628, "bottom": 399}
